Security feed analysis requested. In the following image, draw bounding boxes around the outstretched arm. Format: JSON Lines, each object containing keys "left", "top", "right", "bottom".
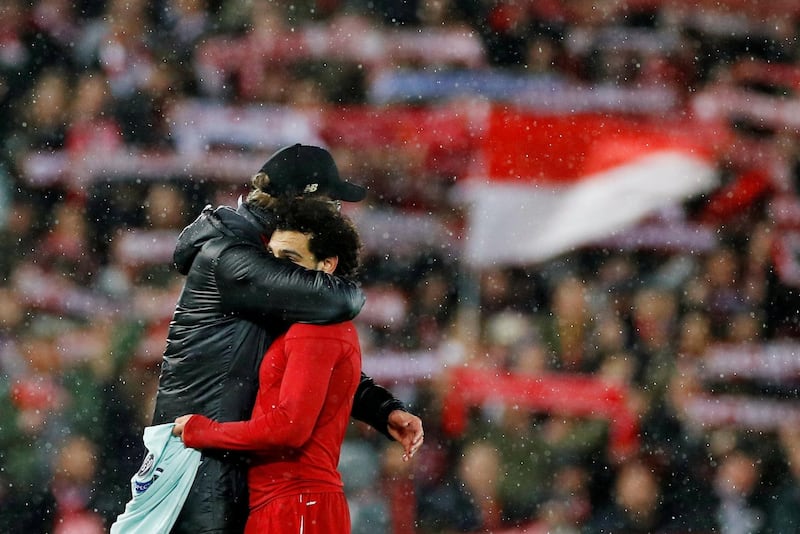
{"left": 176, "top": 326, "right": 352, "bottom": 451}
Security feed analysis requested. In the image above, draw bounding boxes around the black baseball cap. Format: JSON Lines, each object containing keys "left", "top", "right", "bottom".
{"left": 258, "top": 144, "right": 366, "bottom": 202}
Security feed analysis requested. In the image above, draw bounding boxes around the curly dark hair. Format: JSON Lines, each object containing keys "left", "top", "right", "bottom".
{"left": 272, "top": 198, "right": 362, "bottom": 280}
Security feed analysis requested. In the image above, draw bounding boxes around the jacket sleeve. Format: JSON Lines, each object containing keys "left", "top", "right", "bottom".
{"left": 182, "top": 325, "right": 351, "bottom": 451}
{"left": 351, "top": 371, "right": 406, "bottom": 440}
{"left": 215, "top": 244, "right": 365, "bottom": 325}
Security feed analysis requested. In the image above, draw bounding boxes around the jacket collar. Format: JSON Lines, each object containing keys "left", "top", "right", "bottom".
{"left": 236, "top": 196, "right": 274, "bottom": 233}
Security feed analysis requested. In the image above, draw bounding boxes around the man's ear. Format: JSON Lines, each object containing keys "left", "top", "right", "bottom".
{"left": 319, "top": 256, "right": 338, "bottom": 275}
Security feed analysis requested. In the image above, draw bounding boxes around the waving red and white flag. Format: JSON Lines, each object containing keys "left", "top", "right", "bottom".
{"left": 461, "top": 108, "right": 724, "bottom": 267}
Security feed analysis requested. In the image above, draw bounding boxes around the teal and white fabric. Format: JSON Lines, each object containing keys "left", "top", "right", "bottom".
{"left": 110, "top": 423, "right": 201, "bottom": 534}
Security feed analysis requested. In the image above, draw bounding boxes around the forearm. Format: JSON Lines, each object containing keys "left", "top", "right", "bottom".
{"left": 183, "top": 409, "right": 312, "bottom": 451}
{"left": 218, "top": 248, "right": 365, "bottom": 324}
{"left": 351, "top": 372, "right": 406, "bottom": 440}
{"left": 257, "top": 267, "right": 365, "bottom": 324}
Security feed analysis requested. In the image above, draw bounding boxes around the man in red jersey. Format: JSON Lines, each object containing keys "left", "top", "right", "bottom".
{"left": 173, "top": 198, "right": 372, "bottom": 533}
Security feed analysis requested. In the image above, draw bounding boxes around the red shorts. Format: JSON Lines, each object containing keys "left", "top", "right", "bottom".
{"left": 244, "top": 491, "right": 351, "bottom": 534}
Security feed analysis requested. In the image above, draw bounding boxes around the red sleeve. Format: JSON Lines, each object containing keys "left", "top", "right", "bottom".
{"left": 183, "top": 324, "right": 344, "bottom": 451}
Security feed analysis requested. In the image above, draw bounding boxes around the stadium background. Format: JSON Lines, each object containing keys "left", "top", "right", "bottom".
{"left": 1, "top": 0, "right": 800, "bottom": 532}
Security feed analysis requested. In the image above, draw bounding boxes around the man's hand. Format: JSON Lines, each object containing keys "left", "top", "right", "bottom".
{"left": 387, "top": 410, "right": 423, "bottom": 462}
{"left": 173, "top": 414, "right": 194, "bottom": 439}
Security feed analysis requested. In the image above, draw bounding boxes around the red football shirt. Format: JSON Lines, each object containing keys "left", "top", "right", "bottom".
{"left": 182, "top": 321, "right": 361, "bottom": 511}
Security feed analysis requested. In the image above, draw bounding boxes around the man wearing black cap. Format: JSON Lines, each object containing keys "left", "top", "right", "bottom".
{"left": 148, "top": 144, "right": 423, "bottom": 534}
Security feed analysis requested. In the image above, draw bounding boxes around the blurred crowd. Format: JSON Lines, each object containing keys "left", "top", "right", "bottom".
{"left": 2, "top": 0, "right": 800, "bottom": 533}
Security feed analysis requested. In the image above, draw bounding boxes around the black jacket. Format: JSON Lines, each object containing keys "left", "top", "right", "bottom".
{"left": 151, "top": 202, "right": 404, "bottom": 534}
